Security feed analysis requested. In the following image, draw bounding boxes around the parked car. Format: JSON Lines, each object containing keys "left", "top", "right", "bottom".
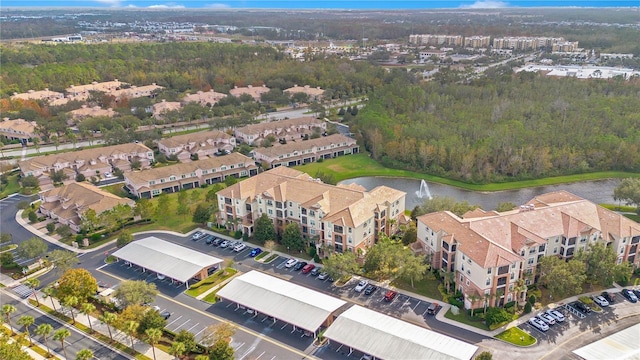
{"left": 601, "top": 291, "right": 615, "bottom": 304}
{"left": 310, "top": 267, "right": 322, "bottom": 276}
{"left": 285, "top": 258, "right": 298, "bottom": 268}
{"left": 212, "top": 238, "right": 223, "bottom": 246}
{"left": 317, "top": 272, "right": 330, "bottom": 280}
{"left": 156, "top": 273, "right": 165, "bottom": 280}
{"left": 354, "top": 280, "right": 369, "bottom": 292}
{"left": 622, "top": 289, "right": 638, "bottom": 303}
{"left": 233, "top": 243, "right": 247, "bottom": 252}
{"left": 383, "top": 290, "right": 397, "bottom": 302}
{"left": 633, "top": 289, "right": 640, "bottom": 299}
{"left": 427, "top": 302, "right": 441, "bottom": 315}
{"left": 249, "top": 248, "right": 263, "bottom": 257}
{"left": 528, "top": 317, "right": 549, "bottom": 332}
{"left": 205, "top": 235, "right": 214, "bottom": 244}
{"left": 573, "top": 301, "right": 592, "bottom": 314}
{"left": 537, "top": 312, "right": 556, "bottom": 325}
{"left": 191, "top": 231, "right": 203, "bottom": 240}
{"left": 546, "top": 309, "right": 565, "bottom": 322}
{"left": 293, "top": 261, "right": 307, "bottom": 271}
{"left": 364, "top": 285, "right": 378, "bottom": 295}
{"left": 301, "top": 264, "right": 316, "bottom": 274}
{"left": 227, "top": 241, "right": 238, "bottom": 249}
{"left": 219, "top": 240, "right": 230, "bottom": 248}
{"left": 592, "top": 295, "right": 609, "bottom": 307}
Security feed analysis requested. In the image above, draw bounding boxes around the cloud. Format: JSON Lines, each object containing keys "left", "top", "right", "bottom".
{"left": 205, "top": 3, "right": 231, "bottom": 8}
{"left": 94, "top": 0, "right": 123, "bottom": 6}
{"left": 147, "top": 3, "right": 186, "bottom": 8}
{"left": 460, "top": 0, "right": 509, "bottom": 8}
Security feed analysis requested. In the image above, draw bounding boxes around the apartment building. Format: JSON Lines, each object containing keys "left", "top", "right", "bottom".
{"left": 19, "top": 143, "right": 154, "bottom": 189}
{"left": 216, "top": 167, "right": 406, "bottom": 254}
{"left": 283, "top": 85, "right": 325, "bottom": 102}
{"left": 234, "top": 117, "right": 326, "bottom": 145}
{"left": 492, "top": 36, "right": 571, "bottom": 51}
{"left": 0, "top": 118, "right": 38, "bottom": 142}
{"left": 70, "top": 105, "right": 117, "bottom": 120}
{"left": 111, "top": 83, "right": 164, "bottom": 100}
{"left": 124, "top": 152, "right": 257, "bottom": 199}
{"left": 253, "top": 134, "right": 358, "bottom": 169}
{"left": 182, "top": 89, "right": 228, "bottom": 107}
{"left": 157, "top": 130, "right": 236, "bottom": 161}
{"left": 11, "top": 88, "right": 65, "bottom": 103}
{"left": 66, "top": 80, "right": 123, "bottom": 101}
{"left": 409, "top": 34, "right": 463, "bottom": 47}
{"left": 39, "top": 182, "right": 135, "bottom": 232}
{"left": 151, "top": 99, "right": 182, "bottom": 118}
{"left": 552, "top": 41, "right": 580, "bottom": 53}
{"left": 229, "top": 85, "right": 271, "bottom": 102}
{"left": 416, "top": 191, "right": 640, "bottom": 309}
{"left": 464, "top": 36, "right": 491, "bottom": 48}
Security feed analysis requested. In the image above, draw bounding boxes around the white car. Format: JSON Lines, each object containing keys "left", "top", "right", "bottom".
{"left": 219, "top": 240, "right": 230, "bottom": 248}
{"left": 528, "top": 317, "right": 549, "bottom": 332}
{"left": 546, "top": 309, "right": 565, "bottom": 322}
{"left": 537, "top": 312, "right": 556, "bottom": 326}
{"left": 156, "top": 273, "right": 165, "bottom": 280}
{"left": 233, "top": 243, "right": 246, "bottom": 252}
{"left": 285, "top": 258, "right": 298, "bottom": 268}
{"left": 354, "top": 280, "right": 369, "bottom": 292}
{"left": 592, "top": 295, "right": 609, "bottom": 307}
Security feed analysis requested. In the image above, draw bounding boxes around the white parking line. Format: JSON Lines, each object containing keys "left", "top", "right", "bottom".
{"left": 239, "top": 346, "right": 256, "bottom": 360}
{"left": 412, "top": 301, "right": 421, "bottom": 311}
{"left": 185, "top": 323, "right": 200, "bottom": 332}
{"left": 254, "top": 351, "right": 265, "bottom": 359}
{"left": 172, "top": 319, "right": 191, "bottom": 331}
{"left": 166, "top": 315, "right": 183, "bottom": 327}
{"left": 194, "top": 328, "right": 206, "bottom": 338}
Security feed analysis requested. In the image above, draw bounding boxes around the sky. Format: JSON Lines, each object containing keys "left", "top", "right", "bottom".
{"left": 2, "top": 0, "right": 638, "bottom": 9}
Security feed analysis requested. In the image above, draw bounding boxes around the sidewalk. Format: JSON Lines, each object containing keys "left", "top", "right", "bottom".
{"left": 33, "top": 291, "right": 173, "bottom": 360}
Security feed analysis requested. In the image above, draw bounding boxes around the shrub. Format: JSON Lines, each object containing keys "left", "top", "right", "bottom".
{"left": 91, "top": 233, "right": 101, "bottom": 242}
{"left": 485, "top": 307, "right": 511, "bottom": 328}
{"left": 317, "top": 158, "right": 324, "bottom": 163}
{"left": 448, "top": 297, "right": 464, "bottom": 308}
{"left": 524, "top": 302, "right": 532, "bottom": 314}
{"left": 528, "top": 295, "right": 536, "bottom": 304}
{"left": 504, "top": 301, "right": 516, "bottom": 309}
{"left": 28, "top": 211, "right": 38, "bottom": 223}
{"left": 75, "top": 173, "right": 86, "bottom": 182}
{"left": 46, "top": 222, "right": 56, "bottom": 234}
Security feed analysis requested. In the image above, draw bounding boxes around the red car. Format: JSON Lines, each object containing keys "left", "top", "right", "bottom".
{"left": 384, "top": 290, "right": 397, "bottom": 302}
{"left": 301, "top": 264, "right": 316, "bottom": 274}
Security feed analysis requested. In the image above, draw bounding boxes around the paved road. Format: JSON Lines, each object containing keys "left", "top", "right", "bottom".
{"left": 1, "top": 290, "right": 130, "bottom": 360}
{"left": 0, "top": 195, "right": 62, "bottom": 253}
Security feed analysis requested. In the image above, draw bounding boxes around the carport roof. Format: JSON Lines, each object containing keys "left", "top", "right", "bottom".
{"left": 215, "top": 270, "right": 346, "bottom": 332}
{"left": 111, "top": 236, "right": 223, "bottom": 283}
{"left": 323, "top": 305, "right": 478, "bottom": 360}
{"left": 572, "top": 322, "right": 640, "bottom": 360}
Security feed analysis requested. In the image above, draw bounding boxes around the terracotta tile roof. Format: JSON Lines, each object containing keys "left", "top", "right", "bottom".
{"left": 0, "top": 118, "right": 37, "bottom": 137}
{"left": 66, "top": 80, "right": 124, "bottom": 97}
{"left": 229, "top": 85, "right": 270, "bottom": 100}
{"left": 158, "top": 130, "right": 232, "bottom": 149}
{"left": 70, "top": 106, "right": 116, "bottom": 119}
{"left": 42, "top": 182, "right": 134, "bottom": 216}
{"left": 11, "top": 89, "right": 65, "bottom": 101}
{"left": 182, "top": 90, "right": 227, "bottom": 106}
{"left": 284, "top": 85, "right": 325, "bottom": 97}
{"left": 253, "top": 134, "right": 356, "bottom": 159}
{"left": 152, "top": 100, "right": 182, "bottom": 115}
{"left": 235, "top": 117, "right": 323, "bottom": 136}
{"left": 111, "top": 84, "right": 164, "bottom": 99}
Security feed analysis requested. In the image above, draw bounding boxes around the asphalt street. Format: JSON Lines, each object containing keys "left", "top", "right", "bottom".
{"left": 1, "top": 290, "right": 130, "bottom": 360}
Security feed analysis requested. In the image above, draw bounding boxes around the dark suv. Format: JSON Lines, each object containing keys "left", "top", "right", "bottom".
{"left": 573, "top": 301, "right": 592, "bottom": 314}
{"left": 601, "top": 291, "right": 615, "bottom": 304}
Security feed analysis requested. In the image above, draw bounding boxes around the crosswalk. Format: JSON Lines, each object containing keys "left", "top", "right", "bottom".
{"left": 12, "top": 284, "right": 33, "bottom": 298}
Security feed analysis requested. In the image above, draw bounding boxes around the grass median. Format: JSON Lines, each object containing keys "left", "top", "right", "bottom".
{"left": 495, "top": 327, "right": 536, "bottom": 346}
{"left": 185, "top": 268, "right": 238, "bottom": 297}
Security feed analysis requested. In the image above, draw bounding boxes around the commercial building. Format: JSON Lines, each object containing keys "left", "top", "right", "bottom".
{"left": 124, "top": 152, "right": 257, "bottom": 198}
{"left": 234, "top": 117, "right": 325, "bottom": 145}
{"left": 157, "top": 130, "right": 236, "bottom": 161}
{"left": 416, "top": 191, "right": 640, "bottom": 309}
{"left": 216, "top": 167, "right": 406, "bottom": 254}
{"left": 253, "top": 134, "right": 358, "bottom": 169}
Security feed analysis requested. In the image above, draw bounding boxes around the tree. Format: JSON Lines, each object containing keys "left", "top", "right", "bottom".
{"left": 413, "top": 196, "right": 479, "bottom": 217}
{"left": 177, "top": 190, "right": 189, "bottom": 217}
{"left": 175, "top": 329, "right": 197, "bottom": 354}
{"left": 35, "top": 323, "right": 53, "bottom": 357}
{"left": 253, "top": 213, "right": 276, "bottom": 245}
{"left": 576, "top": 242, "right": 633, "bottom": 287}
{"left": 124, "top": 321, "right": 139, "bottom": 350}
{"left": 484, "top": 307, "right": 511, "bottom": 328}
{"left": 46, "top": 222, "right": 56, "bottom": 234}
{"left": 117, "top": 231, "right": 134, "bottom": 248}
{"left": 0, "top": 233, "right": 12, "bottom": 243}
{"left": 224, "top": 176, "right": 238, "bottom": 186}
{"left": 169, "top": 341, "right": 186, "bottom": 360}
{"left": 81, "top": 303, "right": 96, "bottom": 332}
{"left": 81, "top": 209, "right": 100, "bottom": 233}
{"left": 42, "top": 287, "right": 58, "bottom": 312}
{"left": 145, "top": 328, "right": 163, "bottom": 360}
{"left": 322, "top": 251, "right": 359, "bottom": 280}
{"left": 264, "top": 240, "right": 277, "bottom": 253}
{"left": 201, "top": 322, "right": 236, "bottom": 347}
{"left": 138, "top": 308, "right": 167, "bottom": 335}
{"left": 56, "top": 268, "right": 98, "bottom": 303}
{"left": 50, "top": 169, "right": 69, "bottom": 184}
{"left": 113, "top": 280, "right": 158, "bottom": 308}
{"left": 25, "top": 278, "right": 40, "bottom": 307}
{"left": 17, "top": 315, "right": 34, "bottom": 346}
{"left": 397, "top": 252, "right": 429, "bottom": 288}
{"left": 192, "top": 204, "right": 212, "bottom": 224}
{"left": 75, "top": 173, "right": 86, "bottom": 182}
{"left": 56, "top": 224, "right": 73, "bottom": 239}
{"left": 538, "top": 256, "right": 586, "bottom": 300}
{"left": 76, "top": 349, "right": 94, "bottom": 360}
{"left": 16, "top": 237, "right": 48, "bottom": 260}
{"left": 155, "top": 193, "right": 170, "bottom": 219}
{"left": 401, "top": 222, "right": 417, "bottom": 246}
{"left": 21, "top": 175, "right": 39, "bottom": 188}
{"left": 476, "top": 351, "right": 493, "bottom": 360}
{"left": 468, "top": 293, "right": 481, "bottom": 317}
{"left": 495, "top": 202, "right": 516, "bottom": 212}
{"left": 613, "top": 178, "right": 640, "bottom": 211}
{"left": 62, "top": 296, "right": 79, "bottom": 324}
{"left": 100, "top": 312, "right": 118, "bottom": 341}
{"left": 363, "top": 236, "right": 404, "bottom": 279}
{"left": 281, "top": 222, "right": 304, "bottom": 252}
{"left": 2, "top": 304, "right": 16, "bottom": 335}
{"left": 442, "top": 269, "right": 455, "bottom": 294}
{"left": 208, "top": 340, "right": 235, "bottom": 360}
{"left": 134, "top": 198, "right": 155, "bottom": 220}
{"left": 47, "top": 249, "right": 79, "bottom": 275}
{"left": 53, "top": 328, "right": 71, "bottom": 359}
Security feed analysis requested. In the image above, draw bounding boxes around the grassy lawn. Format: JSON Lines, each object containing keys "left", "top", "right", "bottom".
{"left": 185, "top": 268, "right": 238, "bottom": 297}
{"left": 444, "top": 308, "right": 489, "bottom": 331}
{"left": 495, "top": 327, "right": 536, "bottom": 346}
{"left": 0, "top": 173, "right": 20, "bottom": 198}
{"left": 254, "top": 251, "right": 269, "bottom": 260}
{"left": 391, "top": 272, "right": 444, "bottom": 301}
{"left": 263, "top": 253, "right": 279, "bottom": 263}
{"left": 202, "top": 289, "right": 220, "bottom": 303}
{"left": 101, "top": 183, "right": 129, "bottom": 198}
{"left": 295, "top": 153, "right": 640, "bottom": 191}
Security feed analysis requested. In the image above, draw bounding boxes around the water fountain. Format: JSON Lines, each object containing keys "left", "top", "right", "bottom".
{"left": 416, "top": 179, "right": 433, "bottom": 200}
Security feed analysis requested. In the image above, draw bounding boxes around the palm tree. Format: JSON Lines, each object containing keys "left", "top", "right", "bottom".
{"left": 124, "top": 321, "right": 139, "bottom": 350}
{"left": 2, "top": 304, "right": 17, "bottom": 335}
{"left": 53, "top": 328, "right": 71, "bottom": 359}
{"left": 35, "top": 323, "right": 53, "bottom": 357}
{"left": 99, "top": 312, "right": 118, "bottom": 341}
{"left": 33, "top": 137, "right": 40, "bottom": 153}
{"left": 42, "top": 287, "right": 58, "bottom": 312}
{"left": 26, "top": 278, "right": 41, "bottom": 307}
{"left": 483, "top": 292, "right": 492, "bottom": 315}
{"left": 513, "top": 279, "right": 527, "bottom": 311}
{"left": 145, "top": 328, "right": 163, "bottom": 360}
{"left": 80, "top": 303, "right": 96, "bottom": 332}
{"left": 62, "top": 296, "right": 78, "bottom": 324}
{"left": 17, "top": 315, "right": 35, "bottom": 346}
{"left": 442, "top": 269, "right": 455, "bottom": 294}
{"left": 496, "top": 288, "right": 505, "bottom": 307}
{"left": 76, "top": 348, "right": 94, "bottom": 360}
{"left": 468, "top": 293, "right": 481, "bottom": 317}
{"left": 169, "top": 341, "right": 186, "bottom": 360}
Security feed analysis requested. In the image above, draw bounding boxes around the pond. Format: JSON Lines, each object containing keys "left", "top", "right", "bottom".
{"left": 338, "top": 177, "right": 621, "bottom": 211}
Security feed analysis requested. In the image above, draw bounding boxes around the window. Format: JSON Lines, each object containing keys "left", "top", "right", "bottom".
{"left": 170, "top": 176, "right": 177, "bottom": 181}
{"left": 538, "top": 245, "right": 545, "bottom": 253}
{"left": 334, "top": 225, "right": 343, "bottom": 233}
{"left": 528, "top": 258, "right": 534, "bottom": 265}
{"left": 152, "top": 189, "right": 161, "bottom": 195}
{"left": 465, "top": 279, "right": 470, "bottom": 286}
{"left": 268, "top": 209, "right": 273, "bottom": 215}
{"left": 160, "top": 179, "right": 165, "bottom": 183}
{"left": 149, "top": 180, "right": 156, "bottom": 185}
{"left": 267, "top": 200, "right": 273, "bottom": 206}
{"left": 486, "top": 278, "right": 490, "bottom": 286}
{"left": 181, "top": 174, "right": 186, "bottom": 179}
{"left": 529, "top": 248, "right": 536, "bottom": 254}
{"left": 203, "top": 170, "right": 208, "bottom": 175}
{"left": 487, "top": 268, "right": 492, "bottom": 274}
{"left": 309, "top": 210, "right": 315, "bottom": 217}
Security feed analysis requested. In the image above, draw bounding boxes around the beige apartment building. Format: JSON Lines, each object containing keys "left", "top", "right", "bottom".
{"left": 66, "top": 80, "right": 124, "bottom": 101}
{"left": 416, "top": 191, "right": 640, "bottom": 309}
{"left": 124, "top": 152, "right": 257, "bottom": 199}
{"left": 157, "top": 130, "right": 236, "bottom": 161}
{"left": 182, "top": 89, "right": 228, "bottom": 107}
{"left": 229, "top": 85, "right": 271, "bottom": 101}
{"left": 464, "top": 36, "right": 491, "bottom": 49}
{"left": 283, "top": 85, "right": 325, "bottom": 101}
{"left": 253, "top": 134, "right": 358, "bottom": 169}
{"left": 111, "top": 84, "right": 164, "bottom": 100}
{"left": 234, "top": 117, "right": 326, "bottom": 145}
{"left": 151, "top": 100, "right": 182, "bottom": 118}
{"left": 70, "top": 105, "right": 117, "bottom": 120}
{"left": 11, "top": 88, "right": 65, "bottom": 103}
{"left": 216, "top": 167, "right": 406, "bottom": 254}
{"left": 19, "top": 143, "right": 154, "bottom": 189}
{"left": 0, "top": 118, "right": 38, "bottom": 142}
{"left": 409, "top": 34, "right": 463, "bottom": 47}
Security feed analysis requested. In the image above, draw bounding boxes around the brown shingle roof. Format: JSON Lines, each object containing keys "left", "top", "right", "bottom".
{"left": 235, "top": 117, "right": 323, "bottom": 136}
{"left": 43, "top": 182, "right": 134, "bottom": 215}
{"left": 253, "top": 134, "right": 355, "bottom": 159}
{"left": 158, "top": 130, "right": 232, "bottom": 149}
